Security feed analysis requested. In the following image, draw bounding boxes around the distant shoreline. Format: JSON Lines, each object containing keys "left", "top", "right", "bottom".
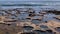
{"left": 0, "top": 4, "right": 47, "bottom": 6}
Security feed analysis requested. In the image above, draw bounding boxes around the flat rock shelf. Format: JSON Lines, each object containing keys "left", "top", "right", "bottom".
{"left": 0, "top": 8, "right": 60, "bottom": 34}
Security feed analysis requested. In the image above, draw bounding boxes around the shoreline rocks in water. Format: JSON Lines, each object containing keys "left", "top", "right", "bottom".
{"left": 47, "top": 10, "right": 60, "bottom": 15}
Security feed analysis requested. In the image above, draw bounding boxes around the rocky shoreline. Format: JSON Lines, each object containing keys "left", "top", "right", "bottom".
{"left": 0, "top": 8, "right": 60, "bottom": 34}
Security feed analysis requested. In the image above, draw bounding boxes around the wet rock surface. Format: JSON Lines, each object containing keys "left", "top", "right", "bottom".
{"left": 47, "top": 10, "right": 60, "bottom": 15}
{"left": 0, "top": 8, "right": 60, "bottom": 34}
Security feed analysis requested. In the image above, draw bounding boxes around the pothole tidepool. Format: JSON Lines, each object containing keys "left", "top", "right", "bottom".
{"left": 55, "top": 27, "right": 60, "bottom": 32}
{"left": 23, "top": 26, "right": 34, "bottom": 32}
{"left": 33, "top": 30, "right": 47, "bottom": 34}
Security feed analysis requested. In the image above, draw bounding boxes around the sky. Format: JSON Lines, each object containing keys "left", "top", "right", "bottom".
{"left": 0, "top": 0, "right": 60, "bottom": 1}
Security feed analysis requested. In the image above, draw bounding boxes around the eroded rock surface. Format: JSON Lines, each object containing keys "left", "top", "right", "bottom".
{"left": 0, "top": 8, "right": 60, "bottom": 34}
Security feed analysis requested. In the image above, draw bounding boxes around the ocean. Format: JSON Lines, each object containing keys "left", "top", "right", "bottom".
{"left": 0, "top": 1, "right": 60, "bottom": 10}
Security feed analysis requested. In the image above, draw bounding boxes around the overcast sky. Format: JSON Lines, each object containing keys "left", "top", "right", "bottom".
{"left": 0, "top": 0, "right": 60, "bottom": 1}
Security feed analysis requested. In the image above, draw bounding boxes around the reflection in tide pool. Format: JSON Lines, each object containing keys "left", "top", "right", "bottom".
{"left": 43, "top": 13, "right": 56, "bottom": 21}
